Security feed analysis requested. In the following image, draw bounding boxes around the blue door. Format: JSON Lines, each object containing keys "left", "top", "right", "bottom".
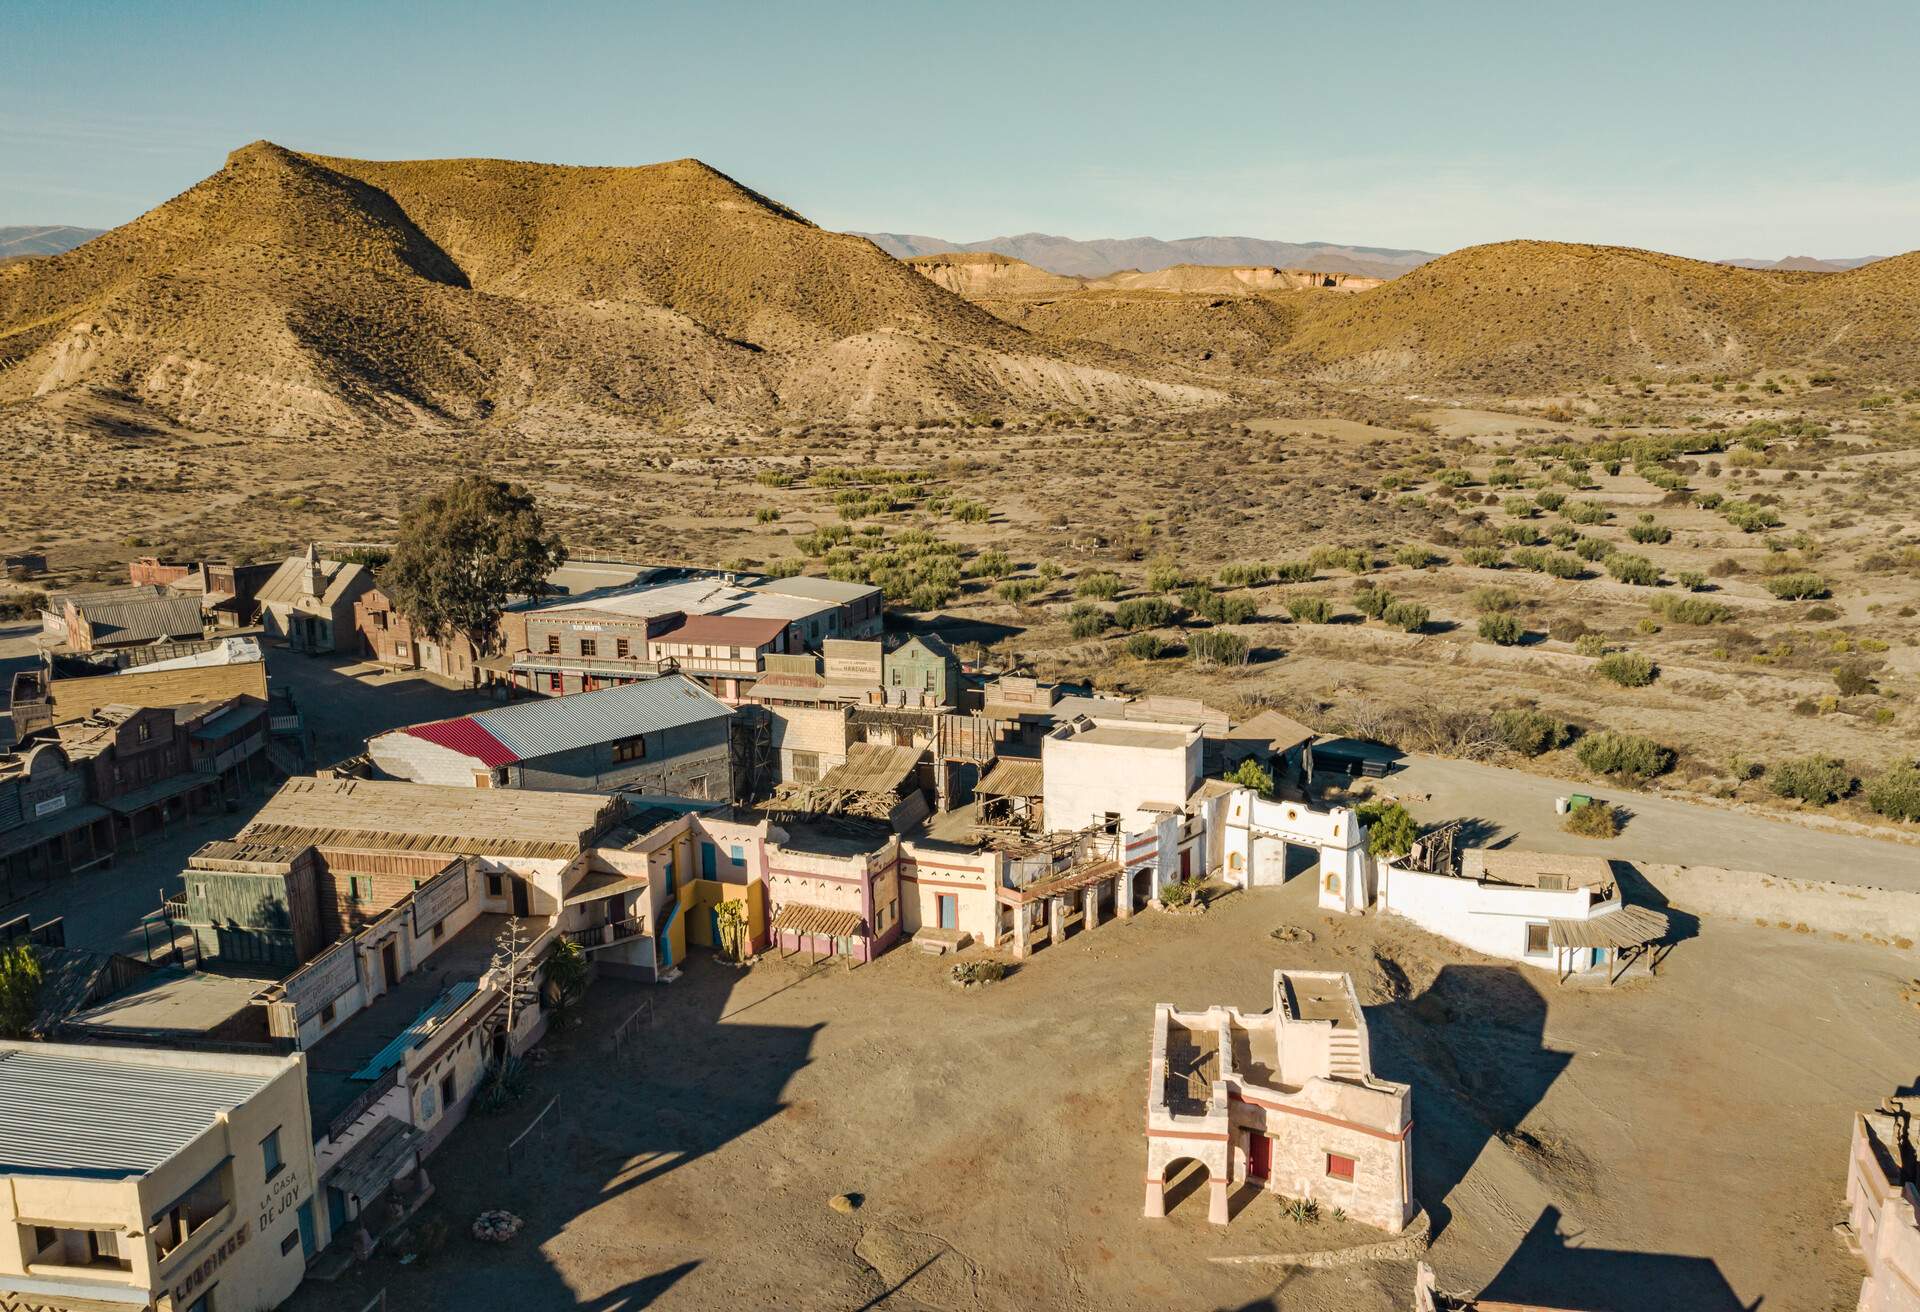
{"left": 709, "top": 906, "right": 722, "bottom": 946}
{"left": 938, "top": 894, "right": 957, "bottom": 930}
{"left": 701, "top": 843, "right": 717, "bottom": 879}
{"left": 296, "top": 1200, "right": 316, "bottom": 1259}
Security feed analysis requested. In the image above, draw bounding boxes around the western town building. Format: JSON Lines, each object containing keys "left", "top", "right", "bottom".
{"left": 352, "top": 586, "right": 487, "bottom": 688}
{"left": 1145, "top": 970, "right": 1414, "bottom": 1231}
{"left": 43, "top": 587, "right": 207, "bottom": 655}
{"left": 255, "top": 547, "right": 376, "bottom": 655}
{"left": 0, "top": 1042, "right": 316, "bottom": 1312}
{"left": 0, "top": 741, "right": 112, "bottom": 898}
{"left": 1845, "top": 1096, "right": 1920, "bottom": 1312}
{"left": 366, "top": 675, "right": 734, "bottom": 800}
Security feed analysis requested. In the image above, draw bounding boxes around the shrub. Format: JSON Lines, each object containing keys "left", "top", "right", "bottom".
{"left": 1208, "top": 594, "right": 1259, "bottom": 625}
{"left": 1764, "top": 573, "right": 1827, "bottom": 600}
{"left": 1501, "top": 524, "right": 1542, "bottom": 546}
{"left": 1383, "top": 601, "right": 1429, "bottom": 633}
{"left": 997, "top": 578, "right": 1040, "bottom": 604}
{"left": 1541, "top": 553, "right": 1585, "bottom": 579}
{"left": 1394, "top": 545, "right": 1439, "bottom": 569}
{"left": 1768, "top": 756, "right": 1854, "bottom": 805}
{"left": 1146, "top": 558, "right": 1184, "bottom": 593}
{"left": 1562, "top": 802, "right": 1622, "bottom": 839}
{"left": 1650, "top": 595, "right": 1732, "bottom": 625}
{"left": 1504, "top": 496, "right": 1537, "bottom": 518}
{"left": 754, "top": 507, "right": 781, "bottom": 524}
{"left": 1606, "top": 554, "right": 1661, "bottom": 586}
{"left": 1159, "top": 878, "right": 1205, "bottom": 908}
{"left": 1179, "top": 583, "right": 1214, "bottom": 613}
{"left": 1356, "top": 800, "right": 1418, "bottom": 858}
{"left": 1574, "top": 633, "right": 1609, "bottom": 657}
{"left": 1353, "top": 586, "right": 1393, "bottom": 620}
{"left": 1535, "top": 491, "right": 1566, "bottom": 512}
{"left": 1833, "top": 663, "right": 1875, "bottom": 697}
{"left": 1225, "top": 757, "right": 1275, "bottom": 797}
{"left": 1124, "top": 632, "right": 1165, "bottom": 661}
{"left": 754, "top": 470, "right": 794, "bottom": 487}
{"left": 949, "top": 959, "right": 1007, "bottom": 987}
{"left": 1576, "top": 731, "right": 1675, "bottom": 781}
{"left": 1272, "top": 560, "right": 1315, "bottom": 583}
{"left": 1478, "top": 614, "right": 1525, "bottom": 645}
{"left": 1067, "top": 603, "right": 1112, "bottom": 638}
{"left": 1076, "top": 571, "right": 1122, "bottom": 599}
{"left": 1471, "top": 587, "right": 1520, "bottom": 613}
{"left": 1678, "top": 571, "right": 1707, "bottom": 592}
{"left": 1574, "top": 537, "right": 1613, "bottom": 562}
{"left": 1114, "top": 597, "right": 1175, "bottom": 630}
{"left": 1565, "top": 501, "right": 1610, "bottom": 524}
{"left": 1723, "top": 502, "right": 1782, "bottom": 533}
{"left": 1628, "top": 519, "right": 1672, "bottom": 545}
{"left": 1188, "top": 629, "right": 1250, "bottom": 667}
{"left": 1217, "top": 562, "right": 1271, "bottom": 588}
{"left": 970, "top": 548, "right": 1013, "bottom": 579}
{"left": 1286, "top": 596, "right": 1335, "bottom": 624}
{"left": 1493, "top": 708, "right": 1572, "bottom": 757}
{"left": 1595, "top": 651, "right": 1657, "bottom": 686}
{"left": 1462, "top": 546, "right": 1504, "bottom": 568}
{"left": 950, "top": 499, "right": 992, "bottom": 524}
{"left": 1863, "top": 764, "right": 1920, "bottom": 822}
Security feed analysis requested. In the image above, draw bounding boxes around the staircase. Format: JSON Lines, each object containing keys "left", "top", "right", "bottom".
{"left": 1326, "top": 1027, "right": 1366, "bottom": 1081}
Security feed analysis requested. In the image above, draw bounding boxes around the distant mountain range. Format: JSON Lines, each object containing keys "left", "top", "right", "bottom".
{"left": 0, "top": 226, "right": 104, "bottom": 260}
{"left": 1716, "top": 255, "right": 1887, "bottom": 273}
{"left": 853, "top": 232, "right": 1440, "bottom": 281}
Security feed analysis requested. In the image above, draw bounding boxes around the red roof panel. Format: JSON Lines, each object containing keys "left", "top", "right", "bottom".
{"left": 403, "top": 717, "right": 518, "bottom": 767}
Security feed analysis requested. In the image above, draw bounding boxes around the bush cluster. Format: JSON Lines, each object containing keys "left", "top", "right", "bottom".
{"left": 1576, "top": 731, "right": 1674, "bottom": 781}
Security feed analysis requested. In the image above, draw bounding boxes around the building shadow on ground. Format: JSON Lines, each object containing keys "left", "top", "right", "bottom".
{"left": 288, "top": 953, "right": 821, "bottom": 1311}
{"left": 1609, "top": 859, "right": 1702, "bottom": 949}
{"left": 1366, "top": 964, "right": 1572, "bottom": 1242}
{"left": 1475, "top": 1206, "right": 1759, "bottom": 1311}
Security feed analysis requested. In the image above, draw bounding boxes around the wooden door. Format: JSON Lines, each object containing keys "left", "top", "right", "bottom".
{"left": 1247, "top": 1132, "right": 1271, "bottom": 1181}
{"left": 512, "top": 877, "right": 531, "bottom": 917}
{"left": 380, "top": 939, "right": 398, "bottom": 988}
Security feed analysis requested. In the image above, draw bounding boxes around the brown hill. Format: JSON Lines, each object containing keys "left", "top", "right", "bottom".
{"left": 906, "top": 251, "right": 1086, "bottom": 298}
{"left": 1277, "top": 241, "right": 1920, "bottom": 385}
{"left": 1087, "top": 265, "right": 1383, "bottom": 295}
{"left": 0, "top": 143, "right": 1226, "bottom": 434}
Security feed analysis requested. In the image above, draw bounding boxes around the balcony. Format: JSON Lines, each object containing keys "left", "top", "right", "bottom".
{"left": 561, "top": 918, "right": 645, "bottom": 950}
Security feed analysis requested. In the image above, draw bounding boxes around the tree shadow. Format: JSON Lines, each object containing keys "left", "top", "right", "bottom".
{"left": 1475, "top": 1206, "right": 1759, "bottom": 1311}
{"left": 1365, "top": 964, "right": 1572, "bottom": 1243}
{"left": 1450, "top": 816, "right": 1506, "bottom": 850}
{"left": 581, "top": 1260, "right": 702, "bottom": 1310}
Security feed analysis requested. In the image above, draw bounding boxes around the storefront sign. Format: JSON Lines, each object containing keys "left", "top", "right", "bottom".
{"left": 411, "top": 863, "right": 471, "bottom": 937}
{"left": 285, "top": 939, "right": 360, "bottom": 1021}
{"left": 32, "top": 795, "right": 67, "bottom": 817}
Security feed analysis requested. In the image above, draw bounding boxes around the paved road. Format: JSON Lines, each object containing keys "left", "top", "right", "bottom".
{"left": 1355, "top": 753, "right": 1920, "bottom": 892}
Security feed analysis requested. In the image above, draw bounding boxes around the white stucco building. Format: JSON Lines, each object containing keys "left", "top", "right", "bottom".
{"left": 1041, "top": 717, "right": 1202, "bottom": 835}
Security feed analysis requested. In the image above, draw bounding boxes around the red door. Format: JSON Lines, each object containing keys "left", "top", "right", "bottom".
{"left": 1247, "top": 1132, "right": 1271, "bottom": 1181}
{"left": 1180, "top": 848, "right": 1192, "bottom": 879}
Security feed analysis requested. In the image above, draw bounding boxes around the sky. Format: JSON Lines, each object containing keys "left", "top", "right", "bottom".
{"left": 5, "top": 0, "right": 1919, "bottom": 259}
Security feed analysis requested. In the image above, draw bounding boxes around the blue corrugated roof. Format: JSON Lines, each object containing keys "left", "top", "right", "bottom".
{"left": 0, "top": 1047, "right": 278, "bottom": 1178}
{"left": 349, "top": 980, "right": 479, "bottom": 1082}
{"left": 470, "top": 675, "right": 731, "bottom": 762}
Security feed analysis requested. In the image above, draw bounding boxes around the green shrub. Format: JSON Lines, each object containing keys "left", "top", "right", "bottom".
{"left": 1628, "top": 519, "right": 1672, "bottom": 545}
{"left": 1356, "top": 800, "right": 1418, "bottom": 858}
{"left": 1606, "top": 554, "right": 1661, "bottom": 586}
{"left": 1114, "top": 597, "right": 1175, "bottom": 630}
{"left": 1764, "top": 573, "right": 1827, "bottom": 600}
{"left": 1146, "top": 558, "right": 1184, "bottom": 593}
{"left": 1501, "top": 524, "right": 1542, "bottom": 546}
{"left": 754, "top": 470, "right": 794, "bottom": 487}
{"left": 1768, "top": 756, "right": 1853, "bottom": 805}
{"left": 1067, "top": 603, "right": 1112, "bottom": 638}
{"left": 1188, "top": 629, "right": 1250, "bottom": 667}
{"left": 1723, "top": 502, "right": 1783, "bottom": 533}
{"left": 1478, "top": 614, "right": 1525, "bottom": 645}
{"left": 1576, "top": 731, "right": 1675, "bottom": 781}
{"left": 1212, "top": 594, "right": 1258, "bottom": 625}
{"left": 1677, "top": 571, "right": 1707, "bottom": 591}
{"left": 1650, "top": 595, "right": 1732, "bottom": 625}
{"left": 1286, "top": 596, "right": 1335, "bottom": 624}
{"left": 1471, "top": 587, "right": 1521, "bottom": 613}
{"left": 1272, "top": 561, "right": 1315, "bottom": 583}
{"left": 1383, "top": 601, "right": 1429, "bottom": 633}
{"left": 1834, "top": 663, "right": 1875, "bottom": 697}
{"left": 1595, "top": 651, "right": 1657, "bottom": 686}
{"left": 1535, "top": 491, "right": 1566, "bottom": 512}
{"left": 997, "top": 578, "right": 1040, "bottom": 604}
{"left": 1562, "top": 802, "right": 1622, "bottom": 838}
{"left": 1123, "top": 632, "right": 1165, "bottom": 660}
{"left": 1462, "top": 546, "right": 1504, "bottom": 568}
{"left": 1353, "top": 586, "right": 1393, "bottom": 620}
{"left": 1565, "top": 501, "right": 1610, "bottom": 525}
{"left": 1076, "top": 571, "right": 1122, "bottom": 600}
{"left": 1394, "top": 546, "right": 1438, "bottom": 569}
{"left": 1217, "top": 562, "right": 1272, "bottom": 588}
{"left": 1539, "top": 553, "right": 1584, "bottom": 579}
{"left": 1574, "top": 537, "right": 1613, "bottom": 561}
{"left": 754, "top": 507, "right": 781, "bottom": 524}
{"left": 1863, "top": 764, "right": 1920, "bottom": 822}
{"left": 1493, "top": 708, "right": 1572, "bottom": 756}
{"left": 1225, "top": 757, "right": 1275, "bottom": 797}
{"left": 1504, "top": 496, "right": 1537, "bottom": 519}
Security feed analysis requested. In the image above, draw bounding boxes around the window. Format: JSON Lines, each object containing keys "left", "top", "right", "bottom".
{"left": 486, "top": 872, "right": 504, "bottom": 897}
{"left": 612, "top": 735, "right": 646, "bottom": 763}
{"left": 579, "top": 638, "right": 597, "bottom": 657}
{"left": 137, "top": 721, "right": 152, "bottom": 742}
{"left": 153, "top": 1165, "right": 230, "bottom": 1260}
{"left": 281, "top": 1229, "right": 301, "bottom": 1256}
{"left": 729, "top": 844, "right": 745, "bottom": 865}
{"left": 440, "top": 1070, "right": 458, "bottom": 1111}
{"left": 547, "top": 672, "right": 562, "bottom": 693}
{"left": 616, "top": 638, "right": 630, "bottom": 659}
{"left": 432, "top": 920, "right": 445, "bottom": 941}
{"left": 351, "top": 876, "right": 374, "bottom": 905}
{"left": 319, "top": 1000, "right": 336, "bottom": 1025}
{"left": 1326, "top": 1152, "right": 1356, "bottom": 1182}
{"left": 545, "top": 634, "right": 560, "bottom": 654}
{"left": 261, "top": 1127, "right": 284, "bottom": 1181}
{"left": 791, "top": 750, "right": 820, "bottom": 784}
{"left": 1524, "top": 922, "right": 1551, "bottom": 957}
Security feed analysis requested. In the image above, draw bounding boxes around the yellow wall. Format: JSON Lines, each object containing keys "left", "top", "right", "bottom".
{"left": 684, "top": 879, "right": 767, "bottom": 950}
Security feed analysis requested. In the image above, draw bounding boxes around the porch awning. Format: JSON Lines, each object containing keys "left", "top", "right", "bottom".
{"left": 1550, "top": 904, "right": 1669, "bottom": 951}
{"left": 561, "top": 869, "right": 649, "bottom": 907}
{"left": 323, "top": 1115, "right": 420, "bottom": 1204}
{"left": 771, "top": 902, "right": 866, "bottom": 939}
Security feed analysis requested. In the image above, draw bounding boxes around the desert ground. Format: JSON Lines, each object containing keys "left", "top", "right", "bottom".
{"left": 261, "top": 875, "right": 1911, "bottom": 1312}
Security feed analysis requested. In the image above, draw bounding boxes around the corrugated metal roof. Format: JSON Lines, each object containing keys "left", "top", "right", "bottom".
{"left": 72, "top": 594, "right": 205, "bottom": 645}
{"left": 0, "top": 1046, "right": 277, "bottom": 1178}
{"left": 754, "top": 576, "right": 879, "bottom": 604}
{"left": 467, "top": 675, "right": 731, "bottom": 762}
{"left": 403, "top": 717, "right": 516, "bottom": 767}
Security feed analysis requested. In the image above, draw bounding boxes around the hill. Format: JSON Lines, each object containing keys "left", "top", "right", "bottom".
{"left": 0, "top": 225, "right": 103, "bottom": 260}
{"left": 1277, "top": 241, "right": 1920, "bottom": 386}
{"left": 857, "top": 231, "right": 1435, "bottom": 280}
{"left": 0, "top": 145, "right": 1228, "bottom": 435}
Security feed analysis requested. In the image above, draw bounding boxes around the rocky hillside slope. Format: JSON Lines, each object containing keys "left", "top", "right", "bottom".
{"left": 0, "top": 144, "right": 1227, "bottom": 435}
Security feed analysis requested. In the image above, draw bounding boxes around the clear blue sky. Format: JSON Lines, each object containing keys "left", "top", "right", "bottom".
{"left": 5, "top": 0, "right": 1917, "bottom": 258}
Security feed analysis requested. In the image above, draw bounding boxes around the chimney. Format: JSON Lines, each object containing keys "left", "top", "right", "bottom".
{"left": 304, "top": 544, "right": 326, "bottom": 599}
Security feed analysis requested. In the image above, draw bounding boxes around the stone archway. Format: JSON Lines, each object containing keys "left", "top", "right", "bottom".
{"left": 1148, "top": 1156, "right": 1214, "bottom": 1219}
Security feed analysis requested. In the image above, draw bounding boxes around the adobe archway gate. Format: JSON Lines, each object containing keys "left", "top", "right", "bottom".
{"left": 1220, "top": 789, "right": 1374, "bottom": 912}
{"left": 1144, "top": 1153, "right": 1229, "bottom": 1224}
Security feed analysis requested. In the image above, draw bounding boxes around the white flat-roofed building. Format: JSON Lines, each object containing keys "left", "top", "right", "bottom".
{"left": 0, "top": 1042, "right": 316, "bottom": 1312}
{"left": 1041, "top": 717, "right": 1203, "bottom": 836}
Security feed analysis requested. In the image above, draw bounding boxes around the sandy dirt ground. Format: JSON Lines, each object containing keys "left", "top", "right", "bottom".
{"left": 288, "top": 878, "right": 1911, "bottom": 1312}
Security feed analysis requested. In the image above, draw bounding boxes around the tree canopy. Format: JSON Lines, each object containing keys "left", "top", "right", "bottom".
{"left": 1224, "top": 757, "right": 1275, "bottom": 798}
{"left": 1356, "top": 799, "right": 1418, "bottom": 859}
{"left": 0, "top": 943, "right": 44, "bottom": 1040}
{"left": 384, "top": 476, "right": 566, "bottom": 648}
